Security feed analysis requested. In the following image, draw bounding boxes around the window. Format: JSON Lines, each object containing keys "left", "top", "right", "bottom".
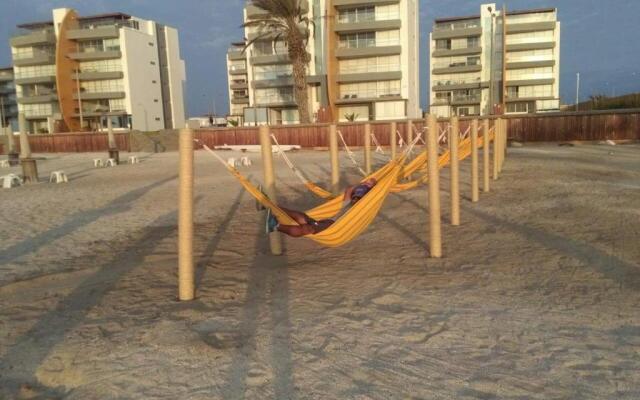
{"left": 152, "top": 80, "right": 157, "bottom": 83}
{"left": 150, "top": 61, "right": 156, "bottom": 65}
{"left": 340, "top": 80, "right": 401, "bottom": 99}
{"left": 339, "top": 32, "right": 375, "bottom": 48}
{"left": 79, "top": 59, "right": 122, "bottom": 73}
{"left": 339, "top": 55, "right": 400, "bottom": 74}
{"left": 80, "top": 79, "right": 123, "bottom": 93}
{"left": 338, "top": 6, "right": 374, "bottom": 23}
{"left": 436, "top": 39, "right": 451, "bottom": 50}
{"left": 467, "top": 36, "right": 480, "bottom": 48}
{"left": 253, "top": 64, "right": 292, "bottom": 80}
{"left": 154, "top": 99, "right": 159, "bottom": 102}
{"left": 148, "top": 42, "right": 154, "bottom": 46}
{"left": 14, "top": 65, "right": 56, "bottom": 79}
{"left": 155, "top": 117, "right": 161, "bottom": 121}
{"left": 375, "top": 100, "right": 405, "bottom": 120}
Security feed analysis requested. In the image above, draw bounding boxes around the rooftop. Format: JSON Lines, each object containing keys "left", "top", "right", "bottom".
{"left": 17, "top": 12, "right": 132, "bottom": 29}
{"left": 434, "top": 7, "right": 556, "bottom": 24}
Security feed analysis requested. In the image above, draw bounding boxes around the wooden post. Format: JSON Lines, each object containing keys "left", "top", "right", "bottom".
{"left": 18, "top": 112, "right": 38, "bottom": 183}
{"left": 259, "top": 125, "right": 283, "bottom": 255}
{"left": 329, "top": 124, "right": 340, "bottom": 193}
{"left": 482, "top": 119, "right": 490, "bottom": 193}
{"left": 497, "top": 118, "right": 504, "bottom": 174}
{"left": 449, "top": 116, "right": 460, "bottom": 226}
{"left": 471, "top": 118, "right": 479, "bottom": 203}
{"left": 426, "top": 114, "right": 442, "bottom": 258}
{"left": 178, "top": 128, "right": 195, "bottom": 301}
{"left": 406, "top": 119, "right": 413, "bottom": 149}
{"left": 503, "top": 118, "right": 508, "bottom": 166}
{"left": 390, "top": 121, "right": 397, "bottom": 160}
{"left": 364, "top": 123, "right": 372, "bottom": 174}
{"left": 493, "top": 119, "right": 499, "bottom": 180}
{"left": 107, "top": 117, "right": 119, "bottom": 164}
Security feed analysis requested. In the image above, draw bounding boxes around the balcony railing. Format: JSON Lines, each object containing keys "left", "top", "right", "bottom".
{"left": 434, "top": 20, "right": 480, "bottom": 31}
{"left": 506, "top": 55, "right": 553, "bottom": 63}
{"left": 338, "top": 38, "right": 400, "bottom": 49}
{"left": 452, "top": 94, "right": 481, "bottom": 102}
{"left": 337, "top": 10, "right": 400, "bottom": 24}
{"left": 433, "top": 77, "right": 481, "bottom": 87}
{"left": 339, "top": 90, "right": 401, "bottom": 100}
{"left": 255, "top": 94, "right": 294, "bottom": 104}
{"left": 339, "top": 64, "right": 400, "bottom": 74}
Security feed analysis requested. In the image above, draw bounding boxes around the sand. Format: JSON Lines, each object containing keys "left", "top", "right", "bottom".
{"left": 0, "top": 143, "right": 639, "bottom": 399}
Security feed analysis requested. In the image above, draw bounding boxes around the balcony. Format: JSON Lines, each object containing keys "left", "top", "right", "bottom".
{"left": 73, "top": 91, "right": 126, "bottom": 101}
{"left": 506, "top": 59, "right": 555, "bottom": 70}
{"left": 17, "top": 93, "right": 58, "bottom": 105}
{"left": 451, "top": 94, "right": 481, "bottom": 105}
{"left": 227, "top": 48, "right": 246, "bottom": 61}
{"left": 0, "top": 71, "right": 13, "bottom": 82}
{"left": 336, "top": 39, "right": 401, "bottom": 59}
{"left": 333, "top": 0, "right": 400, "bottom": 5}
{"left": 432, "top": 46, "right": 482, "bottom": 57}
{"left": 505, "top": 95, "right": 555, "bottom": 102}
{"left": 250, "top": 53, "right": 290, "bottom": 66}
{"left": 229, "top": 67, "right": 247, "bottom": 75}
{"left": 15, "top": 75, "right": 56, "bottom": 85}
{"left": 68, "top": 50, "right": 122, "bottom": 61}
{"left": 10, "top": 29, "right": 56, "bottom": 47}
{"left": 336, "top": 91, "right": 402, "bottom": 105}
{"left": 254, "top": 95, "right": 295, "bottom": 107}
{"left": 67, "top": 26, "right": 119, "bottom": 40}
{"left": 432, "top": 61, "right": 482, "bottom": 75}
{"left": 231, "top": 95, "right": 250, "bottom": 104}
{"left": 506, "top": 77, "right": 555, "bottom": 87}
{"left": 252, "top": 77, "right": 294, "bottom": 89}
{"left": 71, "top": 71, "right": 124, "bottom": 81}
{"left": 230, "top": 81, "right": 248, "bottom": 90}
{"left": 337, "top": 70, "right": 402, "bottom": 83}
{"left": 432, "top": 21, "right": 482, "bottom": 40}
{"left": 432, "top": 79, "right": 486, "bottom": 92}
{"left": 506, "top": 21, "right": 556, "bottom": 34}
{"left": 13, "top": 51, "right": 55, "bottom": 67}
{"left": 334, "top": 18, "right": 401, "bottom": 34}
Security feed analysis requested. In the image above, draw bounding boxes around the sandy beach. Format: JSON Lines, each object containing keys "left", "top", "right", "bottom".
{"left": 0, "top": 143, "right": 639, "bottom": 399}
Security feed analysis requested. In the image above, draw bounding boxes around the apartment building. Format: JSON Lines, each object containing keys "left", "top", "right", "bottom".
{"left": 0, "top": 67, "right": 18, "bottom": 132}
{"left": 429, "top": 4, "right": 560, "bottom": 117}
{"left": 9, "top": 8, "right": 186, "bottom": 134}
{"left": 227, "top": 0, "right": 420, "bottom": 125}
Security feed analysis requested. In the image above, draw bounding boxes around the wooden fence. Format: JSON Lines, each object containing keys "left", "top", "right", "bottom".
{"left": 1, "top": 110, "right": 638, "bottom": 154}
{"left": 3, "top": 132, "right": 130, "bottom": 154}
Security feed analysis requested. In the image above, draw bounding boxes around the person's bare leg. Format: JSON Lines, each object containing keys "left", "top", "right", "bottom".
{"left": 277, "top": 223, "right": 316, "bottom": 238}
{"left": 280, "top": 207, "right": 310, "bottom": 225}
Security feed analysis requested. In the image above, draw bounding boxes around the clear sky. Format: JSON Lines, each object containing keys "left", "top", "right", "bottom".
{"left": 1, "top": 0, "right": 639, "bottom": 117}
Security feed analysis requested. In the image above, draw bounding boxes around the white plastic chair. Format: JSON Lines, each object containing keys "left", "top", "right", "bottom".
{"left": 128, "top": 156, "right": 140, "bottom": 164}
{"left": 227, "top": 157, "right": 239, "bottom": 168}
{"left": 2, "top": 174, "right": 22, "bottom": 189}
{"left": 0, "top": 160, "right": 9, "bottom": 168}
{"left": 240, "top": 157, "right": 252, "bottom": 167}
{"left": 49, "top": 171, "right": 68, "bottom": 183}
{"left": 93, "top": 159, "right": 104, "bottom": 167}
{"left": 105, "top": 158, "right": 117, "bottom": 167}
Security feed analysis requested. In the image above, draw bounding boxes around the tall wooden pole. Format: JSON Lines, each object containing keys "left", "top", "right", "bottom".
{"left": 364, "top": 123, "right": 372, "bottom": 174}
{"left": 449, "top": 116, "right": 460, "bottom": 226}
{"left": 329, "top": 124, "right": 340, "bottom": 194}
{"left": 426, "top": 114, "right": 442, "bottom": 258}
{"left": 471, "top": 118, "right": 479, "bottom": 203}
{"left": 482, "top": 119, "right": 490, "bottom": 192}
{"left": 497, "top": 118, "right": 504, "bottom": 174}
{"left": 390, "top": 121, "right": 397, "bottom": 160}
{"left": 19, "top": 112, "right": 38, "bottom": 183}
{"left": 178, "top": 128, "right": 195, "bottom": 301}
{"left": 493, "top": 119, "right": 499, "bottom": 180}
{"left": 18, "top": 112, "right": 31, "bottom": 159}
{"left": 259, "top": 125, "right": 283, "bottom": 255}
{"left": 406, "top": 119, "right": 413, "bottom": 149}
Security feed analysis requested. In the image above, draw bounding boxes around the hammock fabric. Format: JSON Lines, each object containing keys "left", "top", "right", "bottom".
{"left": 227, "top": 156, "right": 406, "bottom": 247}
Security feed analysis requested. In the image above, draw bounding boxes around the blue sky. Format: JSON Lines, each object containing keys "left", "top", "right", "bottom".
{"left": 1, "top": 0, "right": 639, "bottom": 117}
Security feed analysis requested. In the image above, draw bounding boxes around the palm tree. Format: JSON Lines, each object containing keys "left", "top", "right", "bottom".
{"left": 243, "top": 0, "right": 313, "bottom": 124}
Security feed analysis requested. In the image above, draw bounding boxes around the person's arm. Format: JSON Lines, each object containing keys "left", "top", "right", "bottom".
{"left": 343, "top": 185, "right": 354, "bottom": 201}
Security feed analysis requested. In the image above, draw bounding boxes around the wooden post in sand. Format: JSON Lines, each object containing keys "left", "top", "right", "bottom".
{"left": 364, "top": 123, "right": 372, "bottom": 174}
{"left": 471, "top": 118, "right": 479, "bottom": 202}
{"left": 502, "top": 118, "right": 508, "bottom": 169}
{"left": 329, "top": 124, "right": 340, "bottom": 194}
{"left": 493, "top": 118, "right": 499, "bottom": 180}
{"left": 426, "top": 114, "right": 442, "bottom": 258}
{"left": 497, "top": 118, "right": 504, "bottom": 174}
{"left": 483, "top": 119, "right": 490, "bottom": 192}
{"left": 406, "top": 119, "right": 413, "bottom": 150}
{"left": 19, "top": 112, "right": 38, "bottom": 183}
{"left": 259, "top": 125, "right": 283, "bottom": 256}
{"left": 449, "top": 116, "right": 460, "bottom": 226}
{"left": 178, "top": 128, "right": 195, "bottom": 301}
{"left": 390, "top": 121, "right": 397, "bottom": 160}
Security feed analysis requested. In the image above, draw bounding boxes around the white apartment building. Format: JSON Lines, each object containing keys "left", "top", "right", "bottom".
{"left": 227, "top": 0, "right": 420, "bottom": 125}
{"left": 9, "top": 8, "right": 186, "bottom": 133}
{"left": 429, "top": 4, "right": 560, "bottom": 117}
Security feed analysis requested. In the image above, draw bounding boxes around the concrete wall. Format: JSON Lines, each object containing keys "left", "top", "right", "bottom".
{"left": 120, "top": 24, "right": 165, "bottom": 131}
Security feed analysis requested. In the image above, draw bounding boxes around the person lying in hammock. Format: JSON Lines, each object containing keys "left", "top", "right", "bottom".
{"left": 266, "top": 178, "right": 378, "bottom": 237}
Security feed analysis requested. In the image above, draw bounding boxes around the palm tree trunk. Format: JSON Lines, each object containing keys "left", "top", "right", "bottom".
{"left": 291, "top": 58, "right": 311, "bottom": 124}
